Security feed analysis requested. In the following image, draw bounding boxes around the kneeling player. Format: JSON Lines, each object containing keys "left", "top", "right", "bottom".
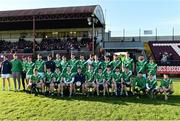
{"left": 121, "top": 67, "right": 133, "bottom": 96}
{"left": 74, "top": 67, "right": 86, "bottom": 95}
{"left": 95, "top": 68, "right": 106, "bottom": 96}
{"left": 27, "top": 69, "right": 42, "bottom": 95}
{"left": 146, "top": 73, "right": 158, "bottom": 98}
{"left": 50, "top": 67, "right": 63, "bottom": 95}
{"left": 104, "top": 65, "right": 113, "bottom": 95}
{"left": 112, "top": 67, "right": 123, "bottom": 96}
{"left": 61, "top": 66, "right": 75, "bottom": 97}
{"left": 44, "top": 68, "right": 54, "bottom": 94}
{"left": 85, "top": 64, "right": 96, "bottom": 96}
{"left": 158, "top": 74, "right": 174, "bottom": 100}
{"left": 133, "top": 72, "right": 147, "bottom": 96}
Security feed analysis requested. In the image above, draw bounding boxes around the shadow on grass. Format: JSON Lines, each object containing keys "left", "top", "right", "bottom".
{"left": 38, "top": 93, "right": 180, "bottom": 106}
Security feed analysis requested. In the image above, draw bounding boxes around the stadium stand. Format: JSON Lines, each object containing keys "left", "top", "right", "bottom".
{"left": 149, "top": 41, "right": 180, "bottom": 66}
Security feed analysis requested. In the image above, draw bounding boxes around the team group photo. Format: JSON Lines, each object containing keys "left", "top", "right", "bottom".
{"left": 0, "top": 0, "right": 180, "bottom": 120}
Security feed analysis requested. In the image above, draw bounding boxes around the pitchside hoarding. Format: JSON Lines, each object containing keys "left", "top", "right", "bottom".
{"left": 157, "top": 66, "right": 180, "bottom": 74}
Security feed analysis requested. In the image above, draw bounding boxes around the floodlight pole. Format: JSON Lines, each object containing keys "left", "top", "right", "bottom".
{"left": 92, "top": 18, "right": 95, "bottom": 54}
{"left": 33, "top": 16, "right": 36, "bottom": 56}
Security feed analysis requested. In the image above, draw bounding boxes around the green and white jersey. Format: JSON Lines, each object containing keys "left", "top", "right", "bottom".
{"left": 110, "top": 60, "right": 121, "bottom": 72}
{"left": 54, "top": 59, "right": 61, "bottom": 68}
{"left": 123, "top": 71, "right": 132, "bottom": 82}
{"left": 102, "top": 61, "right": 111, "bottom": 72}
{"left": 22, "top": 60, "right": 27, "bottom": 72}
{"left": 53, "top": 72, "right": 63, "bottom": 82}
{"left": 113, "top": 72, "right": 123, "bottom": 83}
{"left": 92, "top": 61, "right": 103, "bottom": 73}
{"left": 61, "top": 60, "right": 68, "bottom": 73}
{"left": 146, "top": 78, "right": 157, "bottom": 89}
{"left": 63, "top": 72, "right": 76, "bottom": 82}
{"left": 31, "top": 74, "right": 41, "bottom": 83}
{"left": 136, "top": 60, "right": 147, "bottom": 74}
{"left": 68, "top": 59, "right": 79, "bottom": 73}
{"left": 95, "top": 72, "right": 105, "bottom": 83}
{"left": 78, "top": 60, "right": 87, "bottom": 72}
{"left": 11, "top": 59, "right": 22, "bottom": 73}
{"left": 123, "top": 57, "right": 133, "bottom": 71}
{"left": 134, "top": 76, "right": 147, "bottom": 88}
{"left": 35, "top": 59, "right": 45, "bottom": 73}
{"left": 85, "top": 70, "right": 95, "bottom": 82}
{"left": 160, "top": 79, "right": 173, "bottom": 88}
{"left": 26, "top": 62, "right": 35, "bottom": 75}
{"left": 105, "top": 71, "right": 113, "bottom": 82}
{"left": 147, "top": 63, "right": 157, "bottom": 75}
{"left": 45, "top": 72, "right": 53, "bottom": 82}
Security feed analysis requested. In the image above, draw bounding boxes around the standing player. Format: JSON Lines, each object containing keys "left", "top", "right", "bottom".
{"left": 92, "top": 55, "right": 102, "bottom": 73}
{"left": 35, "top": 54, "right": 46, "bottom": 79}
{"left": 121, "top": 67, "right": 133, "bottom": 96}
{"left": 136, "top": 55, "right": 147, "bottom": 78}
{"left": 1, "top": 55, "right": 12, "bottom": 91}
{"left": 111, "top": 54, "right": 121, "bottom": 72}
{"left": 26, "top": 56, "right": 35, "bottom": 86}
{"left": 123, "top": 52, "right": 134, "bottom": 72}
{"left": 112, "top": 67, "right": 123, "bottom": 96}
{"left": 11, "top": 53, "right": 22, "bottom": 91}
{"left": 103, "top": 56, "right": 111, "bottom": 73}
{"left": 146, "top": 57, "right": 157, "bottom": 80}
{"left": 158, "top": 74, "right": 174, "bottom": 100}
{"left": 78, "top": 54, "right": 87, "bottom": 73}
{"left": 45, "top": 54, "right": 56, "bottom": 73}
{"left": 61, "top": 55, "right": 68, "bottom": 74}
{"left": 54, "top": 54, "right": 61, "bottom": 69}
{"left": 68, "top": 53, "right": 79, "bottom": 73}
{"left": 95, "top": 68, "right": 106, "bottom": 96}
{"left": 21, "top": 56, "right": 27, "bottom": 91}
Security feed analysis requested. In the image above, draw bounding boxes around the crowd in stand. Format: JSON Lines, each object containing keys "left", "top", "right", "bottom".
{"left": 159, "top": 52, "right": 174, "bottom": 65}
{"left": 0, "top": 37, "right": 92, "bottom": 53}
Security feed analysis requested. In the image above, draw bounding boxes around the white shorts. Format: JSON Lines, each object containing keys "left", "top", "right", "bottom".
{"left": 1, "top": 74, "right": 11, "bottom": 78}
{"left": 26, "top": 75, "right": 32, "bottom": 79}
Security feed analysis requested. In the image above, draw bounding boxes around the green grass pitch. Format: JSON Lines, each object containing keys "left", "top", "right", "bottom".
{"left": 0, "top": 78, "right": 180, "bottom": 120}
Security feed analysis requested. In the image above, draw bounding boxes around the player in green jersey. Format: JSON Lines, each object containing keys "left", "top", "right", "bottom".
{"left": 112, "top": 67, "right": 123, "bottom": 96}
{"left": 50, "top": 67, "right": 63, "bottom": 95}
{"left": 110, "top": 54, "right": 121, "bottom": 72}
{"left": 78, "top": 54, "right": 87, "bottom": 73}
{"left": 136, "top": 55, "right": 147, "bottom": 78}
{"left": 158, "top": 74, "right": 174, "bottom": 100}
{"left": 61, "top": 55, "right": 68, "bottom": 73}
{"left": 103, "top": 56, "right": 111, "bottom": 73}
{"left": 54, "top": 54, "right": 61, "bottom": 69}
{"left": 21, "top": 56, "right": 28, "bottom": 91}
{"left": 61, "top": 66, "right": 76, "bottom": 97}
{"left": 134, "top": 72, "right": 147, "bottom": 95}
{"left": 35, "top": 54, "right": 46, "bottom": 78}
{"left": 121, "top": 67, "right": 133, "bottom": 96}
{"left": 123, "top": 52, "right": 134, "bottom": 72}
{"left": 68, "top": 53, "right": 79, "bottom": 73}
{"left": 84, "top": 64, "right": 96, "bottom": 96}
{"left": 27, "top": 69, "right": 42, "bottom": 95}
{"left": 95, "top": 68, "right": 106, "bottom": 96}
{"left": 146, "top": 73, "right": 158, "bottom": 99}
{"left": 92, "top": 55, "right": 103, "bottom": 73}
{"left": 26, "top": 56, "right": 35, "bottom": 83}
{"left": 43, "top": 68, "right": 54, "bottom": 93}
{"left": 146, "top": 57, "right": 157, "bottom": 80}
{"left": 104, "top": 65, "right": 113, "bottom": 95}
